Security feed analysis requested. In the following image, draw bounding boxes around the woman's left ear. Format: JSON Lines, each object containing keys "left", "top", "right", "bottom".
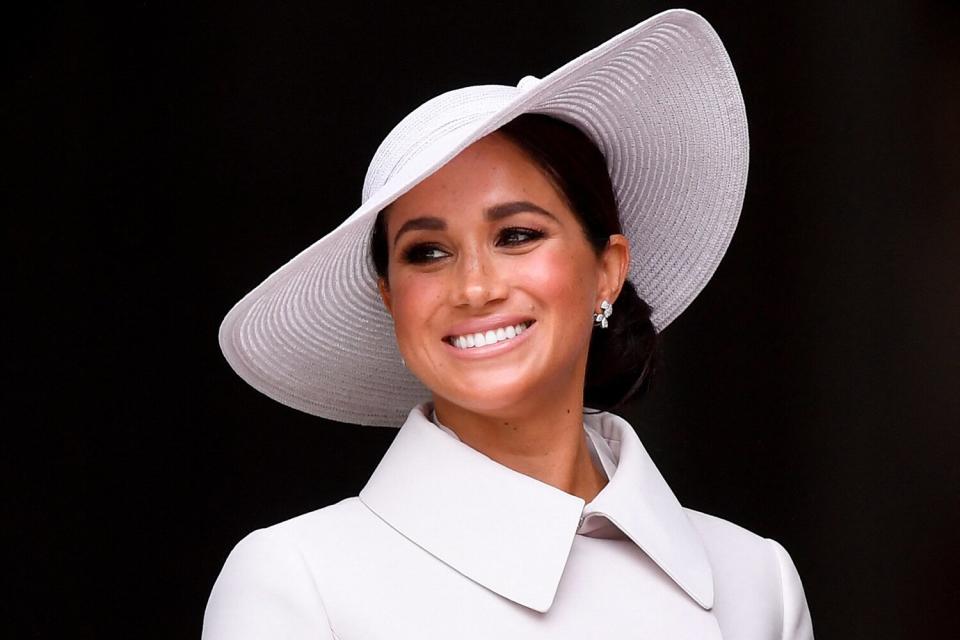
{"left": 597, "top": 234, "right": 630, "bottom": 304}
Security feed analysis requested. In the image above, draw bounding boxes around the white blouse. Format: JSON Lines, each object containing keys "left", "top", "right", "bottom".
{"left": 203, "top": 403, "right": 814, "bottom": 639}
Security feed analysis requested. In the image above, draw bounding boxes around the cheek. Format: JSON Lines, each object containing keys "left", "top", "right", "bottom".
{"left": 517, "top": 246, "right": 596, "bottom": 320}
{"left": 389, "top": 275, "right": 445, "bottom": 345}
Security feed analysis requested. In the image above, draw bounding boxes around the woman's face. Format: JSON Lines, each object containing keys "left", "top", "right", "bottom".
{"left": 378, "top": 132, "right": 628, "bottom": 416}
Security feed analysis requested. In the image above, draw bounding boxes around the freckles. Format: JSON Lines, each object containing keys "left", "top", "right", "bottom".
{"left": 392, "top": 276, "right": 446, "bottom": 349}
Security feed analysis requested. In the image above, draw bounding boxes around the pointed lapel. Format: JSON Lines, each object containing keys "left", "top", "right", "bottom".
{"left": 359, "top": 404, "right": 585, "bottom": 612}
{"left": 583, "top": 411, "right": 715, "bottom": 609}
{"left": 359, "top": 404, "right": 715, "bottom": 613}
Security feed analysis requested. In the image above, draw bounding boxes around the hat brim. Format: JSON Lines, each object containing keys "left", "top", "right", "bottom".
{"left": 219, "top": 8, "right": 749, "bottom": 426}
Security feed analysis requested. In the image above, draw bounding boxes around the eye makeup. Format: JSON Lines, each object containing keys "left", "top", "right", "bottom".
{"left": 400, "top": 243, "right": 450, "bottom": 264}
{"left": 398, "top": 225, "right": 548, "bottom": 265}
{"left": 496, "top": 226, "right": 546, "bottom": 247}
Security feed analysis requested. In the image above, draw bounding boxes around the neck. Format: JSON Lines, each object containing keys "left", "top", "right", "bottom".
{"left": 432, "top": 393, "right": 608, "bottom": 503}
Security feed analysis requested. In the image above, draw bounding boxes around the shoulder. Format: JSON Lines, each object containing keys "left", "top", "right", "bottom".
{"left": 684, "top": 507, "right": 771, "bottom": 558}
{"left": 209, "top": 495, "right": 383, "bottom": 574}
{"left": 257, "top": 496, "right": 378, "bottom": 545}
{"left": 202, "top": 498, "right": 374, "bottom": 640}
{"left": 684, "top": 508, "right": 815, "bottom": 640}
{"left": 214, "top": 497, "right": 377, "bottom": 570}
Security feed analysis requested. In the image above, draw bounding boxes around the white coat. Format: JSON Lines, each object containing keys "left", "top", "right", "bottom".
{"left": 203, "top": 403, "right": 814, "bottom": 639}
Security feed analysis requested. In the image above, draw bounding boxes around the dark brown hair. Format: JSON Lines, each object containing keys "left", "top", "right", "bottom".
{"left": 369, "top": 113, "right": 661, "bottom": 411}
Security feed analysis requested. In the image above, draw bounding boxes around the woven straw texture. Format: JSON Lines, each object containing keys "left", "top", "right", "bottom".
{"left": 219, "top": 9, "right": 749, "bottom": 426}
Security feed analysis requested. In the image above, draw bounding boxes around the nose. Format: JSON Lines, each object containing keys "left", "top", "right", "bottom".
{"left": 450, "top": 246, "right": 508, "bottom": 309}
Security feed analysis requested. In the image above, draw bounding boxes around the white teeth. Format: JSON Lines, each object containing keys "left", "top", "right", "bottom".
{"left": 449, "top": 322, "right": 531, "bottom": 350}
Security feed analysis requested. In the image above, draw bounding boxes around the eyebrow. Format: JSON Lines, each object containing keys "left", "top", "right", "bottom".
{"left": 392, "top": 200, "right": 559, "bottom": 246}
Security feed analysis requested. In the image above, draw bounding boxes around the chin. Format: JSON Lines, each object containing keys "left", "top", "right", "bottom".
{"left": 432, "top": 371, "right": 546, "bottom": 417}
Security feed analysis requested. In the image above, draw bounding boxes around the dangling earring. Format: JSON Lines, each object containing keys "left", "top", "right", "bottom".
{"left": 593, "top": 299, "right": 613, "bottom": 329}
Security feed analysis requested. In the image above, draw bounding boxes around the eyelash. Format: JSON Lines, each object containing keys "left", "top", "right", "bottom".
{"left": 400, "top": 226, "right": 546, "bottom": 264}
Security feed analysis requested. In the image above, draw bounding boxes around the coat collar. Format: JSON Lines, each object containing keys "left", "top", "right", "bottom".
{"left": 358, "top": 403, "right": 714, "bottom": 613}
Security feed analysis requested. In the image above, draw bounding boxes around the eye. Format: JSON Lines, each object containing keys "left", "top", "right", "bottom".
{"left": 400, "top": 243, "right": 450, "bottom": 264}
{"left": 497, "top": 226, "right": 545, "bottom": 247}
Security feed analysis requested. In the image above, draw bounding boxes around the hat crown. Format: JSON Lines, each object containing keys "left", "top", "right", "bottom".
{"left": 361, "top": 84, "right": 521, "bottom": 205}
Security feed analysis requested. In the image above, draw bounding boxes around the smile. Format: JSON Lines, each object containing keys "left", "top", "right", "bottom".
{"left": 445, "top": 321, "right": 534, "bottom": 350}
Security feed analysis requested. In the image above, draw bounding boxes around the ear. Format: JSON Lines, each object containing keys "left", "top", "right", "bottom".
{"left": 377, "top": 277, "right": 394, "bottom": 316}
{"left": 596, "top": 234, "right": 630, "bottom": 307}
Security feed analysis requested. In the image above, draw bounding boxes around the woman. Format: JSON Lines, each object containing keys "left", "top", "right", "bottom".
{"left": 205, "top": 9, "right": 814, "bottom": 639}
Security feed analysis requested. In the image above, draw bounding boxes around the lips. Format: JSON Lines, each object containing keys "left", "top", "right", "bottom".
{"left": 445, "top": 320, "right": 533, "bottom": 349}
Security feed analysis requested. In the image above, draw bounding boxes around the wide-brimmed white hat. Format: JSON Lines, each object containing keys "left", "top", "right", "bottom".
{"left": 219, "top": 8, "right": 749, "bottom": 427}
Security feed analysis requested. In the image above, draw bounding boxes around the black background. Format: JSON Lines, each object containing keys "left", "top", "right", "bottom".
{"left": 9, "top": 1, "right": 959, "bottom": 637}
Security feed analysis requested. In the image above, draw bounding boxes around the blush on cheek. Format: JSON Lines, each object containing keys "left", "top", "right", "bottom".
{"left": 517, "top": 247, "right": 595, "bottom": 312}
{"left": 390, "top": 278, "right": 446, "bottom": 359}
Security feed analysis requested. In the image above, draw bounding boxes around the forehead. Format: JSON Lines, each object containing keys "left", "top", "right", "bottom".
{"left": 384, "top": 133, "right": 568, "bottom": 223}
